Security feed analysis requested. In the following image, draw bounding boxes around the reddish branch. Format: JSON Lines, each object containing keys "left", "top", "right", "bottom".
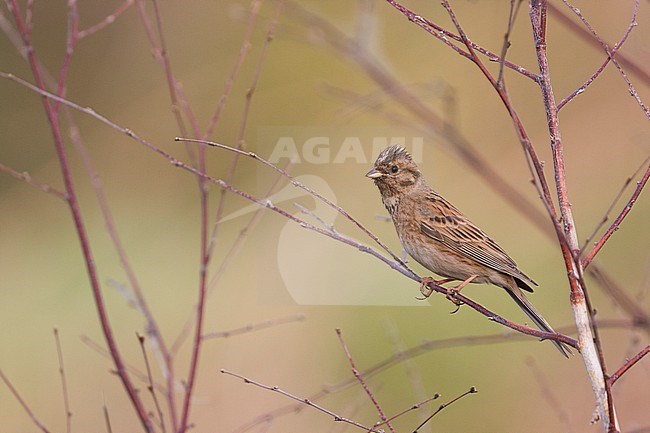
{"left": 54, "top": 329, "right": 72, "bottom": 433}
{"left": 336, "top": 329, "right": 395, "bottom": 433}
{"left": 0, "top": 369, "right": 51, "bottom": 433}
{"left": 5, "top": 2, "right": 153, "bottom": 431}
{"left": 582, "top": 163, "right": 650, "bottom": 269}
{"left": 548, "top": 2, "right": 649, "bottom": 104}
{"left": 0, "top": 162, "right": 66, "bottom": 199}
{"left": 607, "top": 345, "right": 650, "bottom": 386}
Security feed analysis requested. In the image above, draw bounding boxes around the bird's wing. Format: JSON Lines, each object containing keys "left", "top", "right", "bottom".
{"left": 418, "top": 192, "right": 537, "bottom": 287}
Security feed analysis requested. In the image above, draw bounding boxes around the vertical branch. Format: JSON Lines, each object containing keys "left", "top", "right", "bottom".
{"left": 529, "top": 2, "right": 616, "bottom": 431}
{"left": 5, "top": 1, "right": 153, "bottom": 431}
{"left": 138, "top": 334, "right": 166, "bottom": 433}
{"left": 54, "top": 329, "right": 73, "bottom": 433}
{"left": 336, "top": 329, "right": 395, "bottom": 433}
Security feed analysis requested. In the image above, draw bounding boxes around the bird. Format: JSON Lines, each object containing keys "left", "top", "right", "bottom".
{"left": 366, "top": 144, "right": 570, "bottom": 357}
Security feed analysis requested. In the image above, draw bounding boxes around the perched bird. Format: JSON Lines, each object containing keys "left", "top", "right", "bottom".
{"left": 366, "top": 144, "right": 570, "bottom": 357}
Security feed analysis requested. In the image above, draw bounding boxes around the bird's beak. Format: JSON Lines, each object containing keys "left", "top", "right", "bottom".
{"left": 365, "top": 168, "right": 383, "bottom": 179}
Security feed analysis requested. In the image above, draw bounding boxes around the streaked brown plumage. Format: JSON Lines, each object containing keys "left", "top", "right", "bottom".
{"left": 367, "top": 144, "right": 570, "bottom": 357}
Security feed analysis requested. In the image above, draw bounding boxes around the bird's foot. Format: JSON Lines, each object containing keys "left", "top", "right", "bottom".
{"left": 417, "top": 277, "right": 456, "bottom": 300}
{"left": 445, "top": 275, "right": 477, "bottom": 313}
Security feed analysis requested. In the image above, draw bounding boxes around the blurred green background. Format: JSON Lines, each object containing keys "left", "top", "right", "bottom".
{"left": 1, "top": 1, "right": 649, "bottom": 432}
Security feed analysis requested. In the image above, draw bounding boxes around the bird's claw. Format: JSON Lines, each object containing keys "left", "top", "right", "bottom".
{"left": 418, "top": 276, "right": 437, "bottom": 299}
{"left": 444, "top": 275, "right": 477, "bottom": 312}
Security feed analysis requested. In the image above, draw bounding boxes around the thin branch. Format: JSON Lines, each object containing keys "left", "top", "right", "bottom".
{"left": 559, "top": 0, "right": 648, "bottom": 120}
{"left": 382, "top": 0, "right": 537, "bottom": 81}
{"left": 580, "top": 157, "right": 650, "bottom": 254}
{"left": 208, "top": 0, "right": 282, "bottom": 272}
{"left": 608, "top": 345, "right": 650, "bottom": 386}
{"left": 582, "top": 162, "right": 650, "bottom": 269}
{"left": 220, "top": 369, "right": 383, "bottom": 433}
{"left": 336, "top": 328, "right": 395, "bottom": 433}
{"left": 54, "top": 329, "right": 73, "bottom": 433}
{"left": 554, "top": 0, "right": 640, "bottom": 110}
{"left": 203, "top": 314, "right": 305, "bottom": 340}
{"left": 549, "top": 1, "right": 649, "bottom": 110}
{"left": 0, "top": 162, "right": 66, "bottom": 199}
{"left": 379, "top": 394, "right": 440, "bottom": 427}
{"left": 203, "top": 0, "right": 262, "bottom": 139}
{"left": 412, "top": 386, "right": 477, "bottom": 433}
{"left": 0, "top": 369, "right": 51, "bottom": 433}
{"left": 496, "top": 0, "right": 524, "bottom": 88}
{"left": 77, "top": 0, "right": 135, "bottom": 39}
{"left": 137, "top": 334, "right": 166, "bottom": 433}
{"left": 103, "top": 394, "right": 113, "bottom": 433}
{"left": 80, "top": 335, "right": 167, "bottom": 395}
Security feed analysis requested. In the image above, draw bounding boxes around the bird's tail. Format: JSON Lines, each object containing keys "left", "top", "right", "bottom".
{"left": 506, "top": 283, "right": 572, "bottom": 358}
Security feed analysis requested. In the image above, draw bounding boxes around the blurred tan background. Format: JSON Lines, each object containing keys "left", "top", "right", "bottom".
{"left": 1, "top": 1, "right": 649, "bottom": 432}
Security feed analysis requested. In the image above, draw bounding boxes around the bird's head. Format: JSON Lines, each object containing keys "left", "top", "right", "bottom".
{"left": 366, "top": 145, "right": 422, "bottom": 196}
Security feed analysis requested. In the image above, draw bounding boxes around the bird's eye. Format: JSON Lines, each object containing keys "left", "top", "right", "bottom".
{"left": 390, "top": 165, "right": 399, "bottom": 174}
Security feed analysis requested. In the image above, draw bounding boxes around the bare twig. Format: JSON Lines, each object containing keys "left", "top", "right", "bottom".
{"left": 54, "top": 329, "right": 73, "bottom": 433}
{"left": 0, "top": 369, "right": 51, "bottom": 433}
{"left": 608, "top": 345, "right": 650, "bottom": 386}
{"left": 81, "top": 335, "right": 167, "bottom": 394}
{"left": 379, "top": 394, "right": 440, "bottom": 427}
{"left": 208, "top": 0, "right": 282, "bottom": 270}
{"left": 582, "top": 162, "right": 650, "bottom": 269}
{"left": 549, "top": 1, "right": 648, "bottom": 110}
{"left": 581, "top": 157, "right": 650, "bottom": 254}
{"left": 496, "top": 0, "right": 524, "bottom": 88}
{"left": 0, "top": 162, "right": 66, "bottom": 199}
{"left": 554, "top": 0, "right": 640, "bottom": 110}
{"left": 77, "top": 0, "right": 135, "bottom": 39}
{"left": 220, "top": 369, "right": 383, "bottom": 433}
{"left": 336, "top": 328, "right": 395, "bottom": 433}
{"left": 412, "top": 386, "right": 477, "bottom": 433}
{"left": 103, "top": 394, "right": 113, "bottom": 433}
{"left": 137, "top": 334, "right": 166, "bottom": 433}
{"left": 381, "top": 0, "right": 537, "bottom": 81}
{"left": 202, "top": 314, "right": 305, "bottom": 340}
{"left": 204, "top": 0, "right": 262, "bottom": 139}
